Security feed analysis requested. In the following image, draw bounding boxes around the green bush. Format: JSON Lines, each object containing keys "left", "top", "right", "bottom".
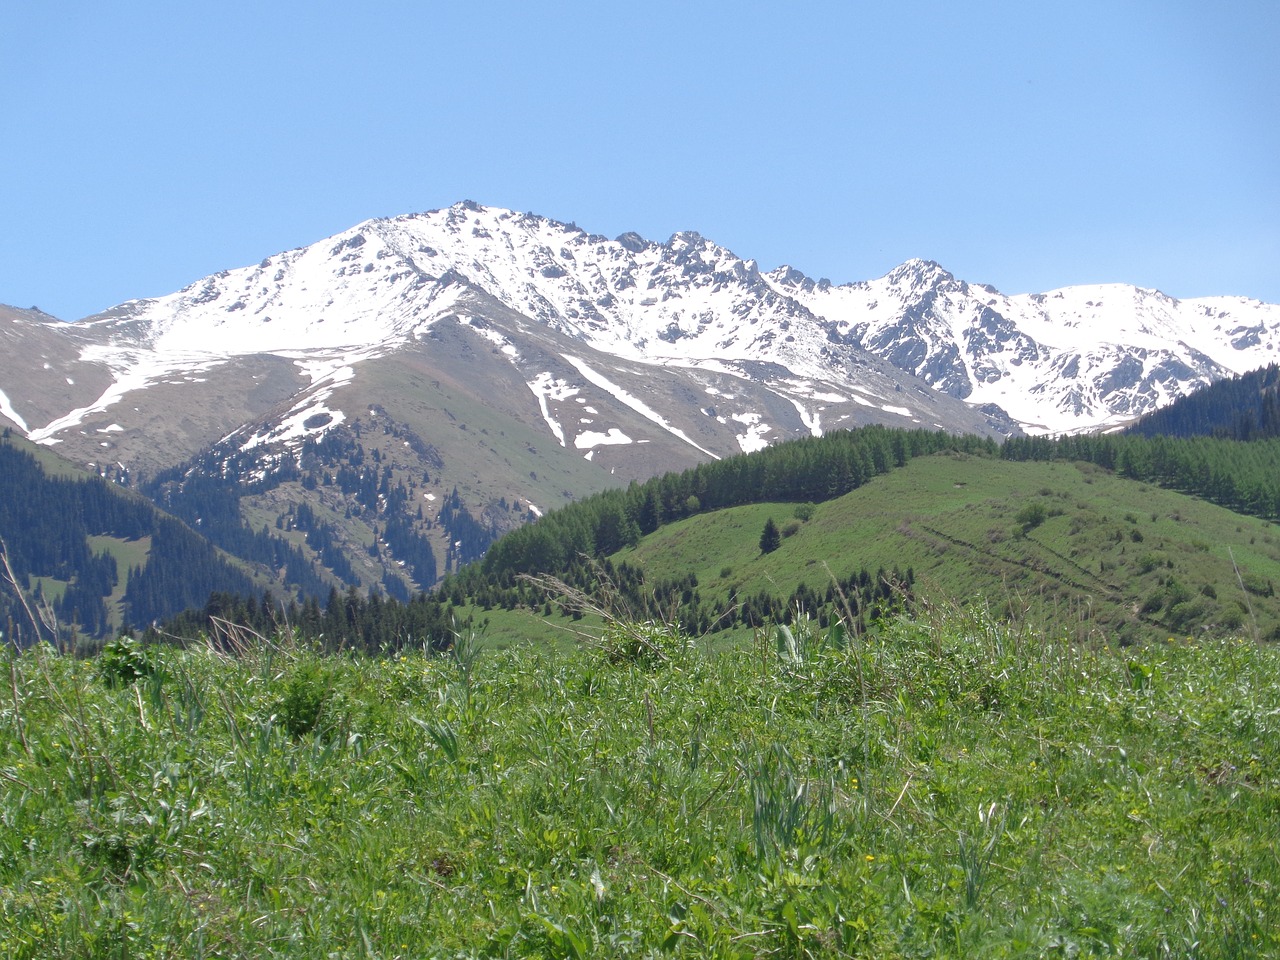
{"left": 1136, "top": 553, "right": 1162, "bottom": 574}
{"left": 97, "top": 636, "right": 157, "bottom": 688}
{"left": 1014, "top": 502, "right": 1047, "bottom": 533}
{"left": 276, "top": 660, "right": 333, "bottom": 737}
{"left": 1242, "top": 573, "right": 1275, "bottom": 597}
{"left": 1167, "top": 597, "right": 1211, "bottom": 632}
{"left": 1218, "top": 606, "right": 1245, "bottom": 630}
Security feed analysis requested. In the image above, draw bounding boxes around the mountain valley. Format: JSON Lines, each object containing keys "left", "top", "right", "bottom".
{"left": 3, "top": 203, "right": 1280, "bottom": 620}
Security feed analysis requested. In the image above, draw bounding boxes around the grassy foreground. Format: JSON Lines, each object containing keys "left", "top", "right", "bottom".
{"left": 2, "top": 611, "right": 1278, "bottom": 958}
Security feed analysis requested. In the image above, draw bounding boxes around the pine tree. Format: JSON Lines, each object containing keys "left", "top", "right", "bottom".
{"left": 759, "top": 517, "right": 781, "bottom": 554}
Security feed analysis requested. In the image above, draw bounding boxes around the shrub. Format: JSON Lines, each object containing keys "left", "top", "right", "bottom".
{"left": 1015, "top": 502, "right": 1047, "bottom": 534}
{"left": 1164, "top": 578, "right": 1190, "bottom": 607}
{"left": 1242, "top": 573, "right": 1275, "bottom": 597}
{"left": 600, "top": 619, "right": 692, "bottom": 666}
{"left": 1167, "top": 597, "right": 1211, "bottom": 632}
{"left": 277, "top": 661, "right": 333, "bottom": 738}
{"left": 97, "top": 636, "right": 157, "bottom": 688}
{"left": 1219, "top": 607, "right": 1245, "bottom": 630}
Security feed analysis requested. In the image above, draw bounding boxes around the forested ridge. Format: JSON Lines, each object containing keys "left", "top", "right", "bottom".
{"left": 474, "top": 426, "right": 999, "bottom": 581}
{"left": 154, "top": 426, "right": 986, "bottom": 647}
{"left": 156, "top": 424, "right": 951, "bottom": 650}
{"left": 143, "top": 417, "right": 500, "bottom": 603}
{"left": 1124, "top": 362, "right": 1280, "bottom": 441}
{"left": 0, "top": 432, "right": 255, "bottom": 643}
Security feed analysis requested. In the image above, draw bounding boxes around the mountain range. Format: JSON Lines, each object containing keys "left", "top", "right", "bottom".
{"left": 3, "top": 201, "right": 1279, "bottom": 601}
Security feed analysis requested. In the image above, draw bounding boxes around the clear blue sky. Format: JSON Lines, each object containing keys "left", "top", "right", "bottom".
{"left": 3, "top": 1, "right": 1277, "bottom": 320}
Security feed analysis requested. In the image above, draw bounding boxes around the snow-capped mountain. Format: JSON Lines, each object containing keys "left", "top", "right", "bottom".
{"left": 2, "top": 201, "right": 1277, "bottom": 593}
{"left": 770, "top": 258, "right": 1278, "bottom": 433}
{"left": 1, "top": 202, "right": 1020, "bottom": 477}
{"left": 16, "top": 201, "right": 1271, "bottom": 446}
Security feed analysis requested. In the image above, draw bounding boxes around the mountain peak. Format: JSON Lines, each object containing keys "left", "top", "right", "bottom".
{"left": 885, "top": 258, "right": 955, "bottom": 288}
{"left": 667, "top": 230, "right": 708, "bottom": 250}
{"left": 615, "top": 231, "right": 649, "bottom": 253}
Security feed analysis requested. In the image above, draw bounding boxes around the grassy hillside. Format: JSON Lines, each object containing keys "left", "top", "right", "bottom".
{"left": 3, "top": 609, "right": 1277, "bottom": 957}
{"left": 85, "top": 534, "right": 152, "bottom": 628}
{"left": 461, "top": 451, "right": 1280, "bottom": 649}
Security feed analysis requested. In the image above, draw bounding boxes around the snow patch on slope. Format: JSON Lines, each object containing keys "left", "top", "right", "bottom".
{"left": 237, "top": 349, "right": 375, "bottom": 450}
{"left": 0, "top": 388, "right": 29, "bottom": 433}
{"left": 562, "top": 354, "right": 720, "bottom": 459}
{"left": 574, "top": 427, "right": 632, "bottom": 451}
{"left": 28, "top": 349, "right": 220, "bottom": 443}
{"left": 527, "top": 372, "right": 579, "bottom": 446}
{"left": 780, "top": 395, "right": 823, "bottom": 437}
{"left": 731, "top": 412, "right": 770, "bottom": 453}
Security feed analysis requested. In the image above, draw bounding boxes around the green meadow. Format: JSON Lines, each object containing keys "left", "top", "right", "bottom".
{"left": 3, "top": 603, "right": 1277, "bottom": 957}
{"left": 463, "top": 452, "right": 1280, "bottom": 649}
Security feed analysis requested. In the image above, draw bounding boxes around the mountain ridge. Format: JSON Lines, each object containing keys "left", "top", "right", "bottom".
{"left": 6, "top": 201, "right": 1277, "bottom": 448}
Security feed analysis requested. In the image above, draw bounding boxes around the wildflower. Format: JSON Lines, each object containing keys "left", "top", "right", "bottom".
{"left": 865, "top": 854, "right": 875, "bottom": 862}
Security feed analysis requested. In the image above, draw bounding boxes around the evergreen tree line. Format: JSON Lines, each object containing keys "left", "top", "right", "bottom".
{"left": 123, "top": 517, "right": 257, "bottom": 626}
{"left": 1002, "top": 433, "right": 1280, "bottom": 521}
{"left": 1124, "top": 363, "right": 1280, "bottom": 442}
{"left": 154, "top": 585, "right": 466, "bottom": 654}
{"left": 154, "top": 554, "right": 912, "bottom": 653}
{"left": 440, "top": 554, "right": 915, "bottom": 638}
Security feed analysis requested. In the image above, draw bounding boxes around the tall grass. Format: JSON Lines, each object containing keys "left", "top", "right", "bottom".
{"left": 2, "top": 602, "right": 1277, "bottom": 957}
